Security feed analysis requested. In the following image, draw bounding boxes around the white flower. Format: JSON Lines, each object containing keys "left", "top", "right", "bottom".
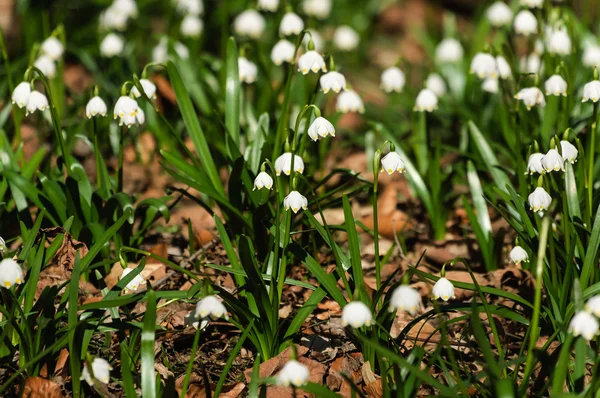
{"left": 0, "top": 236, "right": 6, "bottom": 254}
{"left": 0, "top": 259, "right": 23, "bottom": 288}
{"left": 320, "top": 71, "right": 346, "bottom": 94}
{"left": 113, "top": 96, "right": 143, "bottom": 127}
{"left": 271, "top": 40, "right": 296, "bottom": 65}
{"left": 11, "top": 82, "right": 31, "bottom": 108}
{"left": 342, "top": 301, "right": 373, "bottom": 328}
{"left": 233, "top": 10, "right": 265, "bottom": 39}
{"left": 238, "top": 57, "right": 258, "bottom": 84}
{"left": 258, "top": 0, "right": 278, "bottom": 11}
{"left": 436, "top": 38, "right": 463, "bottom": 63}
{"left": 389, "top": 285, "right": 421, "bottom": 315}
{"left": 482, "top": 78, "right": 499, "bottom": 93}
{"left": 520, "top": 0, "right": 543, "bottom": 7}
{"left": 253, "top": 172, "right": 273, "bottom": 190}
{"left": 195, "top": 295, "right": 228, "bottom": 319}
{"left": 174, "top": 42, "right": 189, "bottom": 59}
{"left": 303, "top": 0, "right": 331, "bottom": 19}
{"left": 545, "top": 75, "right": 567, "bottom": 96}
{"left": 279, "top": 12, "right": 304, "bottom": 36}
{"left": 514, "top": 10, "right": 537, "bottom": 36}
{"left": 120, "top": 268, "right": 145, "bottom": 292}
{"left": 569, "top": 311, "right": 599, "bottom": 341}
{"left": 381, "top": 67, "right": 405, "bottom": 93}
{"left": 560, "top": 141, "right": 578, "bottom": 164}
{"left": 585, "top": 296, "right": 600, "bottom": 317}
{"left": 583, "top": 45, "right": 600, "bottom": 68}
{"left": 414, "top": 88, "right": 438, "bottom": 112}
{"left": 307, "top": 117, "right": 335, "bottom": 141}
{"left": 34, "top": 55, "right": 56, "bottom": 78}
{"left": 495, "top": 56, "right": 512, "bottom": 79}
{"left": 275, "top": 152, "right": 304, "bottom": 176}
{"left": 528, "top": 187, "right": 552, "bottom": 213}
{"left": 582, "top": 80, "right": 600, "bottom": 103}
{"left": 41, "top": 37, "right": 64, "bottom": 60}
{"left": 81, "top": 358, "right": 112, "bottom": 386}
{"left": 181, "top": 15, "right": 203, "bottom": 38}
{"left": 486, "top": 2, "right": 513, "bottom": 27}
{"left": 426, "top": 73, "right": 447, "bottom": 97}
{"left": 175, "top": 0, "right": 203, "bottom": 15}
{"left": 432, "top": 277, "right": 455, "bottom": 301}
{"left": 297, "top": 51, "right": 326, "bottom": 74}
{"left": 336, "top": 90, "right": 364, "bottom": 113}
{"left": 99, "top": 6, "right": 129, "bottom": 31}
{"left": 100, "top": 33, "right": 124, "bottom": 58}
{"left": 277, "top": 360, "right": 309, "bottom": 387}
{"left": 470, "top": 53, "right": 497, "bottom": 79}
{"left": 380, "top": 152, "right": 405, "bottom": 175}
{"left": 284, "top": 191, "right": 308, "bottom": 213}
{"left": 548, "top": 28, "right": 571, "bottom": 55}
{"left": 526, "top": 153, "right": 545, "bottom": 174}
{"left": 25, "top": 91, "right": 49, "bottom": 115}
{"left": 509, "top": 246, "right": 529, "bottom": 264}
{"left": 515, "top": 87, "right": 545, "bottom": 110}
{"left": 112, "top": 0, "right": 138, "bottom": 18}
{"left": 534, "top": 39, "right": 545, "bottom": 55}
{"left": 333, "top": 25, "right": 359, "bottom": 51}
{"left": 541, "top": 148, "right": 564, "bottom": 172}
{"left": 132, "top": 79, "right": 157, "bottom": 100}
{"left": 86, "top": 96, "right": 108, "bottom": 118}
{"left": 520, "top": 53, "right": 542, "bottom": 75}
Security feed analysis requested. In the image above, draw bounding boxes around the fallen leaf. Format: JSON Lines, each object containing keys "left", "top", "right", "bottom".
{"left": 21, "top": 377, "right": 64, "bottom": 398}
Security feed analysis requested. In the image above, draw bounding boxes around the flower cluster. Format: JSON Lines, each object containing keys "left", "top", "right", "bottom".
{"left": 11, "top": 83, "right": 49, "bottom": 115}
{"left": 569, "top": 295, "right": 600, "bottom": 341}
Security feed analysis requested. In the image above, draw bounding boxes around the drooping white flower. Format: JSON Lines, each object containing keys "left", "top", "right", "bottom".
{"left": 414, "top": 88, "right": 438, "bottom": 112}
{"left": 112, "top": 0, "right": 138, "bottom": 19}
{"left": 120, "top": 268, "right": 145, "bottom": 292}
{"left": 486, "top": 2, "right": 513, "bottom": 27}
{"left": 275, "top": 152, "right": 304, "bottom": 176}
{"left": 545, "top": 75, "right": 567, "bottom": 96}
{"left": 560, "top": 141, "right": 578, "bottom": 164}
{"left": 238, "top": 57, "right": 258, "bottom": 84}
{"left": 297, "top": 51, "right": 326, "bottom": 75}
{"left": 253, "top": 172, "right": 273, "bottom": 190}
{"left": 380, "top": 67, "right": 405, "bottom": 93}
{"left": 271, "top": 40, "right": 296, "bottom": 65}
{"left": 11, "top": 82, "right": 31, "bottom": 108}
{"left": 470, "top": 53, "right": 497, "bottom": 79}
{"left": 342, "top": 301, "right": 373, "bottom": 328}
{"left": 303, "top": 0, "right": 332, "bottom": 19}
{"left": 513, "top": 10, "right": 537, "bottom": 36}
{"left": 482, "top": 78, "right": 499, "bottom": 93}
{"left": 541, "top": 149, "right": 564, "bottom": 172}
{"left": 279, "top": 12, "right": 304, "bottom": 36}
{"left": 569, "top": 311, "right": 599, "bottom": 341}
{"left": 526, "top": 153, "right": 545, "bottom": 175}
{"left": 389, "top": 285, "right": 421, "bottom": 315}
{"left": 380, "top": 152, "right": 405, "bottom": 175}
{"left": 436, "top": 38, "right": 463, "bottom": 63}
{"left": 333, "top": 25, "right": 359, "bottom": 51}
{"left": 181, "top": 15, "right": 203, "bottom": 38}
{"left": 86, "top": 96, "right": 108, "bottom": 118}
{"left": 520, "top": 53, "right": 542, "bottom": 74}
{"left": 520, "top": 0, "right": 543, "bottom": 7}
{"left": 257, "top": 0, "right": 279, "bottom": 12}
{"left": 320, "top": 71, "right": 346, "bottom": 94}
{"left": 34, "top": 55, "right": 56, "bottom": 78}
{"left": 195, "top": 295, "right": 228, "bottom": 319}
{"left": 495, "top": 56, "right": 512, "bottom": 79}
{"left": 113, "top": 96, "right": 143, "bottom": 127}
{"left": 582, "top": 80, "right": 600, "bottom": 103}
{"left": 25, "top": 91, "right": 49, "bottom": 115}
{"left": 132, "top": 79, "right": 157, "bottom": 100}
{"left": 583, "top": 45, "right": 600, "bottom": 68}
{"left": 528, "top": 187, "right": 552, "bottom": 213}
{"left": 426, "top": 73, "right": 447, "bottom": 97}
{"left": 548, "top": 28, "right": 571, "bottom": 55}
{"left": 509, "top": 246, "right": 529, "bottom": 264}
{"left": 307, "top": 117, "right": 335, "bottom": 141}
{"left": 432, "top": 277, "right": 455, "bottom": 301}
{"left": 100, "top": 33, "right": 124, "bottom": 58}
{"left": 233, "top": 10, "right": 265, "bottom": 39}
{"left": 99, "top": 6, "right": 129, "bottom": 31}
{"left": 283, "top": 191, "right": 308, "bottom": 213}
{"left": 585, "top": 295, "right": 600, "bottom": 317}
{"left": 0, "top": 259, "right": 23, "bottom": 288}
{"left": 277, "top": 360, "right": 310, "bottom": 387}
{"left": 81, "top": 358, "right": 112, "bottom": 386}
{"left": 515, "top": 87, "right": 545, "bottom": 110}
{"left": 336, "top": 90, "right": 364, "bottom": 113}
{"left": 174, "top": 0, "right": 203, "bottom": 15}
{"left": 41, "top": 37, "right": 64, "bottom": 60}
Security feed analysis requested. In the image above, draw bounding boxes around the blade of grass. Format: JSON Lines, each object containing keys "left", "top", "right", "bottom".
{"left": 141, "top": 288, "right": 157, "bottom": 398}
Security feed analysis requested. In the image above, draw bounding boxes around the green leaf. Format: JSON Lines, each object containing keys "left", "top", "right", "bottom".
{"left": 225, "top": 37, "right": 241, "bottom": 149}
{"left": 581, "top": 203, "right": 600, "bottom": 288}
{"left": 342, "top": 195, "right": 366, "bottom": 301}
{"left": 467, "top": 161, "right": 492, "bottom": 236}
{"left": 141, "top": 289, "right": 157, "bottom": 398}
{"left": 69, "top": 254, "right": 82, "bottom": 398}
{"left": 565, "top": 162, "right": 581, "bottom": 221}
{"left": 284, "top": 288, "right": 326, "bottom": 340}
{"left": 213, "top": 319, "right": 255, "bottom": 397}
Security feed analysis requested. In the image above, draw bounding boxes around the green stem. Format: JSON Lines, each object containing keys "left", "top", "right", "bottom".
{"left": 272, "top": 65, "right": 295, "bottom": 161}
{"left": 373, "top": 172, "right": 381, "bottom": 291}
{"left": 588, "top": 104, "right": 598, "bottom": 222}
{"left": 179, "top": 325, "right": 202, "bottom": 398}
{"left": 118, "top": 126, "right": 125, "bottom": 192}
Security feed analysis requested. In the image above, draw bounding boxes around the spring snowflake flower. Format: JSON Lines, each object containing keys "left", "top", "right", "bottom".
{"left": 336, "top": 90, "right": 364, "bottom": 113}
{"left": 277, "top": 360, "right": 309, "bottom": 387}
{"left": 432, "top": 277, "right": 455, "bottom": 301}
{"left": 297, "top": 51, "right": 327, "bottom": 75}
{"left": 414, "top": 88, "right": 438, "bottom": 112}
{"left": 11, "top": 82, "right": 31, "bottom": 108}
{"left": 258, "top": 0, "right": 278, "bottom": 12}
{"left": 152, "top": 38, "right": 189, "bottom": 63}
{"left": 495, "top": 56, "right": 512, "bottom": 79}
{"left": 542, "top": 148, "right": 565, "bottom": 172}
{"left": 238, "top": 57, "right": 258, "bottom": 84}
{"left": 81, "top": 358, "right": 112, "bottom": 386}
{"left": 520, "top": 53, "right": 542, "bottom": 74}
{"left": 253, "top": 172, "right": 273, "bottom": 190}
{"left": 381, "top": 67, "right": 405, "bottom": 93}
{"left": 470, "top": 53, "right": 497, "bottom": 79}
{"left": 560, "top": 141, "right": 578, "bottom": 164}
{"left": 528, "top": 187, "right": 552, "bottom": 213}
{"left": 582, "top": 80, "right": 600, "bottom": 103}
{"left": 0, "top": 259, "right": 23, "bottom": 288}
{"left": 583, "top": 45, "right": 600, "bottom": 68}
{"left": 303, "top": 0, "right": 332, "bottom": 19}
{"left": 34, "top": 55, "right": 56, "bottom": 78}
{"left": 585, "top": 296, "right": 600, "bottom": 317}
{"left": 25, "top": 91, "right": 49, "bottom": 115}
{"left": 175, "top": 0, "right": 203, "bottom": 15}
{"left": 195, "top": 295, "right": 228, "bottom": 319}
{"left": 548, "top": 28, "right": 571, "bottom": 55}
{"left": 482, "top": 78, "right": 499, "bottom": 93}
{"left": 132, "top": 79, "right": 157, "bottom": 100}
{"left": 284, "top": 191, "right": 308, "bottom": 213}
{"left": 99, "top": 7, "right": 129, "bottom": 31}
{"left": 509, "top": 246, "right": 529, "bottom": 264}
{"left": 114, "top": 96, "right": 143, "bottom": 127}
{"left": 515, "top": 87, "right": 545, "bottom": 110}
{"left": 86, "top": 96, "right": 108, "bottom": 118}
{"left": 233, "top": 10, "right": 265, "bottom": 39}
{"left": 526, "top": 153, "right": 545, "bottom": 175}
{"left": 307, "top": 117, "right": 335, "bottom": 141}
{"left": 426, "top": 73, "right": 447, "bottom": 97}
{"left": 280, "top": 12, "right": 304, "bottom": 36}
{"left": 100, "top": 33, "right": 124, "bottom": 57}
{"left": 486, "top": 2, "right": 513, "bottom": 27}
{"left": 271, "top": 40, "right": 296, "bottom": 65}
{"left": 389, "top": 285, "right": 421, "bottom": 315}
{"left": 520, "top": 0, "right": 543, "bottom": 7}
{"left": 112, "top": 0, "right": 138, "bottom": 19}
{"left": 436, "top": 38, "right": 463, "bottom": 63}
{"left": 569, "top": 311, "right": 599, "bottom": 341}
{"left": 514, "top": 10, "right": 537, "bottom": 36}
{"left": 41, "top": 37, "right": 64, "bottom": 60}
{"left": 544, "top": 75, "right": 567, "bottom": 96}
{"left": 275, "top": 153, "right": 304, "bottom": 176}
{"left": 0, "top": 236, "right": 6, "bottom": 254}
{"left": 181, "top": 15, "right": 203, "bottom": 38}
{"left": 120, "top": 268, "right": 145, "bottom": 292}
{"left": 334, "top": 25, "right": 359, "bottom": 51}
{"left": 342, "top": 301, "right": 373, "bottom": 328}
{"left": 320, "top": 71, "right": 347, "bottom": 94}
{"left": 380, "top": 152, "right": 405, "bottom": 175}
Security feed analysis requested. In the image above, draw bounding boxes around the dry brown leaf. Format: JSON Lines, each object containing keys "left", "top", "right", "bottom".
{"left": 21, "top": 377, "right": 64, "bottom": 398}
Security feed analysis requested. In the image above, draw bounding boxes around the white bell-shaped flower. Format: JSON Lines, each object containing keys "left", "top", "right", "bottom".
{"left": 307, "top": 117, "right": 335, "bottom": 141}
{"left": 544, "top": 75, "right": 567, "bottom": 96}
{"left": 277, "top": 360, "right": 309, "bottom": 386}
{"left": 283, "top": 191, "right": 308, "bottom": 213}
{"left": 585, "top": 296, "right": 600, "bottom": 317}
{"left": 271, "top": 40, "right": 296, "bottom": 65}
{"left": 113, "top": 96, "right": 143, "bottom": 127}
{"left": 414, "top": 88, "right": 438, "bottom": 112}
{"left": 113, "top": 0, "right": 138, "bottom": 19}
{"left": 195, "top": 295, "right": 228, "bottom": 319}
{"left": 548, "top": 28, "right": 571, "bottom": 55}
{"left": 513, "top": 10, "right": 537, "bottom": 36}
{"left": 11, "top": 82, "right": 31, "bottom": 108}
{"left": 86, "top": 96, "right": 108, "bottom": 118}
{"left": 560, "top": 141, "right": 578, "bottom": 164}
{"left": 495, "top": 56, "right": 512, "bottom": 79}
{"left": 541, "top": 149, "right": 564, "bottom": 172}
{"left": 336, "top": 90, "right": 364, "bottom": 113}
{"left": 0, "top": 259, "right": 24, "bottom": 288}
{"left": 389, "top": 285, "right": 421, "bottom": 315}
{"left": 436, "top": 38, "right": 463, "bottom": 63}
{"left": 333, "top": 25, "right": 359, "bottom": 51}
{"left": 120, "top": 268, "right": 145, "bottom": 292}
{"left": 257, "top": 0, "right": 279, "bottom": 12}
{"left": 81, "top": 358, "right": 112, "bottom": 386}
{"left": 381, "top": 67, "right": 405, "bottom": 93}
{"left": 582, "top": 80, "right": 600, "bottom": 103}
{"left": 181, "top": 15, "right": 203, "bottom": 38}
{"left": 432, "top": 277, "right": 455, "bottom": 301}
{"left": 99, "top": 6, "right": 129, "bottom": 31}
{"left": 25, "top": 91, "right": 49, "bottom": 115}
{"left": 342, "top": 301, "right": 373, "bottom": 328}
{"left": 275, "top": 152, "right": 304, "bottom": 176}
{"left": 100, "top": 33, "right": 124, "bottom": 57}
{"left": 520, "top": 0, "right": 543, "bottom": 7}
{"left": 174, "top": 0, "right": 203, "bottom": 15}
{"left": 253, "top": 172, "right": 273, "bottom": 190}
{"left": 528, "top": 187, "right": 552, "bottom": 213}
{"left": 583, "top": 45, "right": 600, "bottom": 68}
{"left": 320, "top": 71, "right": 346, "bottom": 94}
{"left": 41, "top": 36, "right": 64, "bottom": 60}
{"left": 509, "top": 246, "right": 529, "bottom": 264}
{"left": 482, "top": 78, "right": 499, "bottom": 93}
{"left": 486, "top": 2, "right": 513, "bottom": 27}
{"left": 238, "top": 57, "right": 258, "bottom": 84}
{"left": 515, "top": 87, "right": 545, "bottom": 110}
{"left": 470, "top": 53, "right": 497, "bottom": 79}
{"left": 569, "top": 311, "right": 599, "bottom": 341}
{"left": 279, "top": 12, "right": 304, "bottom": 36}
{"left": 380, "top": 152, "right": 405, "bottom": 175}
{"left": 132, "top": 79, "right": 157, "bottom": 99}
{"left": 302, "top": 0, "right": 331, "bottom": 19}
{"left": 297, "top": 51, "right": 327, "bottom": 75}
{"left": 520, "top": 53, "right": 542, "bottom": 74}
{"left": 233, "top": 10, "right": 265, "bottom": 39}
{"left": 426, "top": 73, "right": 447, "bottom": 97}
{"left": 34, "top": 55, "right": 56, "bottom": 78}
{"left": 525, "top": 153, "right": 544, "bottom": 175}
